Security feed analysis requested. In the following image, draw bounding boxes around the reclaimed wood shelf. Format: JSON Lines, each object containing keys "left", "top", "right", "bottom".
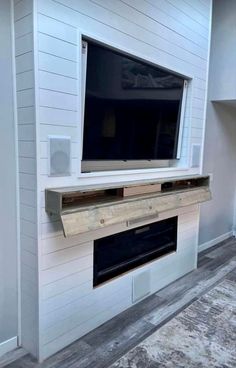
{"left": 45, "top": 175, "right": 211, "bottom": 237}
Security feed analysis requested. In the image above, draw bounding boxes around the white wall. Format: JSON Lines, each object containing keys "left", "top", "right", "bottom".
{"left": 0, "top": 0, "right": 18, "bottom": 349}
{"left": 199, "top": 103, "right": 236, "bottom": 245}
{"left": 199, "top": 0, "right": 236, "bottom": 246}
{"left": 208, "top": 0, "right": 236, "bottom": 101}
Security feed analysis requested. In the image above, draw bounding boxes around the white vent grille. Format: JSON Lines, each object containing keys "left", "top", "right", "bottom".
{"left": 132, "top": 270, "right": 151, "bottom": 303}
{"left": 48, "top": 136, "right": 71, "bottom": 176}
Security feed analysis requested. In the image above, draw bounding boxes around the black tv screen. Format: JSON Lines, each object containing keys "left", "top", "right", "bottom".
{"left": 82, "top": 41, "right": 185, "bottom": 161}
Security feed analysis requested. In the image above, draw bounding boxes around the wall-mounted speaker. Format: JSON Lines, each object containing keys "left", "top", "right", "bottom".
{"left": 48, "top": 136, "right": 71, "bottom": 176}
{"left": 132, "top": 270, "right": 151, "bottom": 303}
{"left": 191, "top": 144, "right": 201, "bottom": 168}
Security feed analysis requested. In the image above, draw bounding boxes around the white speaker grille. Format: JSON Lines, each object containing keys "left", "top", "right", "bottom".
{"left": 48, "top": 136, "right": 71, "bottom": 176}
{"left": 191, "top": 144, "right": 201, "bottom": 168}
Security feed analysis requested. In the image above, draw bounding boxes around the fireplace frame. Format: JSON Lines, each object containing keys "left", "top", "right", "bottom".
{"left": 93, "top": 216, "right": 178, "bottom": 287}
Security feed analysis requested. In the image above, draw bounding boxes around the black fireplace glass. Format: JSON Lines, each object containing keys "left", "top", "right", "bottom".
{"left": 94, "top": 216, "right": 178, "bottom": 286}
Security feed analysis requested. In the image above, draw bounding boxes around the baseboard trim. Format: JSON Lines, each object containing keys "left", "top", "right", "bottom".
{"left": 198, "top": 231, "right": 234, "bottom": 253}
{"left": 0, "top": 337, "right": 18, "bottom": 358}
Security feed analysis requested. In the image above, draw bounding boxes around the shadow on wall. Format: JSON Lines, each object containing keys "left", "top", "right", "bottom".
{"left": 199, "top": 101, "right": 236, "bottom": 245}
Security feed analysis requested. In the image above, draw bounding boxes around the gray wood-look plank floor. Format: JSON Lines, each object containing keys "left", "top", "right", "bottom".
{"left": 1, "top": 237, "right": 236, "bottom": 368}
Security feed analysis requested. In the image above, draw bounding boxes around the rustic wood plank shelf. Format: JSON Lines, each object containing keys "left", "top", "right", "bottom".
{"left": 45, "top": 175, "right": 211, "bottom": 237}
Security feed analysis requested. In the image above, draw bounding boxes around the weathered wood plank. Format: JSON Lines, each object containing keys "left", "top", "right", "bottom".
{"left": 61, "top": 187, "right": 211, "bottom": 237}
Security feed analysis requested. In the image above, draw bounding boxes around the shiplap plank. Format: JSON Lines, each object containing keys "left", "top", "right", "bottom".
{"left": 83, "top": 0, "right": 207, "bottom": 69}
{"left": 194, "top": 77, "right": 207, "bottom": 89}
{"left": 19, "top": 188, "right": 36, "bottom": 207}
{"left": 38, "top": 0, "right": 205, "bottom": 78}
{"left": 21, "top": 234, "right": 37, "bottom": 254}
{"left": 166, "top": 0, "right": 209, "bottom": 28}
{"left": 18, "top": 106, "right": 35, "bottom": 124}
{"left": 21, "top": 204, "right": 37, "bottom": 223}
{"left": 42, "top": 241, "right": 92, "bottom": 269}
{"left": 41, "top": 255, "right": 92, "bottom": 284}
{"left": 42, "top": 271, "right": 92, "bottom": 306}
{"left": 42, "top": 296, "right": 131, "bottom": 359}
{"left": 15, "top": 32, "right": 33, "bottom": 56}
{"left": 19, "top": 157, "right": 36, "bottom": 174}
{"left": 21, "top": 219, "right": 37, "bottom": 238}
{"left": 39, "top": 124, "right": 78, "bottom": 143}
{"left": 42, "top": 273, "right": 130, "bottom": 318}
{"left": 19, "top": 173, "right": 36, "bottom": 190}
{"left": 15, "top": 13, "right": 32, "bottom": 38}
{"left": 17, "top": 89, "right": 35, "bottom": 108}
{"left": 39, "top": 106, "right": 78, "bottom": 127}
{"left": 16, "top": 52, "right": 33, "bottom": 74}
{"left": 38, "top": 33, "right": 77, "bottom": 61}
{"left": 42, "top": 289, "right": 97, "bottom": 329}
{"left": 39, "top": 0, "right": 208, "bottom": 52}
{"left": 192, "top": 98, "right": 205, "bottom": 109}
{"left": 43, "top": 285, "right": 130, "bottom": 344}
{"left": 184, "top": 0, "right": 211, "bottom": 17}
{"left": 42, "top": 276, "right": 92, "bottom": 301}
{"left": 18, "top": 124, "right": 35, "bottom": 141}
{"left": 39, "top": 89, "right": 77, "bottom": 111}
{"left": 191, "top": 118, "right": 203, "bottom": 129}
{"left": 122, "top": 0, "right": 209, "bottom": 48}
{"left": 21, "top": 264, "right": 38, "bottom": 284}
{"left": 16, "top": 70, "right": 34, "bottom": 91}
{"left": 38, "top": 13, "right": 77, "bottom": 44}
{"left": 20, "top": 293, "right": 38, "bottom": 320}
{"left": 92, "top": 0, "right": 208, "bottom": 60}
{"left": 55, "top": 0, "right": 207, "bottom": 72}
{"left": 147, "top": 0, "right": 209, "bottom": 35}
{"left": 14, "top": 0, "right": 32, "bottom": 21}
{"left": 39, "top": 71, "right": 77, "bottom": 95}
{"left": 19, "top": 141, "right": 36, "bottom": 158}
{"left": 22, "top": 249, "right": 38, "bottom": 270}
{"left": 191, "top": 128, "right": 203, "bottom": 139}
{"left": 38, "top": 52, "right": 77, "bottom": 78}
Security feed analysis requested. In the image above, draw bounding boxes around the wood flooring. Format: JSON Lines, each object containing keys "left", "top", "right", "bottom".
{"left": 111, "top": 278, "right": 236, "bottom": 367}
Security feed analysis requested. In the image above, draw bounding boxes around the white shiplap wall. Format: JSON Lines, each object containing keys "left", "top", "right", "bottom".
{"left": 13, "top": 0, "right": 212, "bottom": 361}
{"left": 14, "top": 0, "right": 39, "bottom": 358}
{"left": 33, "top": 0, "right": 212, "bottom": 360}
{"left": 35, "top": 0, "right": 211, "bottom": 189}
{"left": 40, "top": 205, "right": 200, "bottom": 359}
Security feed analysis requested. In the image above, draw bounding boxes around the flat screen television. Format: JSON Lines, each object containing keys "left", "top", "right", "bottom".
{"left": 82, "top": 40, "right": 185, "bottom": 170}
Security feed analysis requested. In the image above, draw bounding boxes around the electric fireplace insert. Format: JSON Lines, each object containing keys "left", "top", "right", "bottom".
{"left": 94, "top": 216, "right": 178, "bottom": 286}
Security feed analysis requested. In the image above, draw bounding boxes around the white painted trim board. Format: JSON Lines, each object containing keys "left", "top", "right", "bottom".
{"left": 10, "top": 0, "right": 21, "bottom": 346}
{"left": 198, "top": 231, "right": 234, "bottom": 253}
{"left": 0, "top": 337, "right": 17, "bottom": 358}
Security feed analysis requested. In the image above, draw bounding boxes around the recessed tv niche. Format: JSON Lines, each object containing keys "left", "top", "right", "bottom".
{"left": 82, "top": 40, "right": 186, "bottom": 170}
